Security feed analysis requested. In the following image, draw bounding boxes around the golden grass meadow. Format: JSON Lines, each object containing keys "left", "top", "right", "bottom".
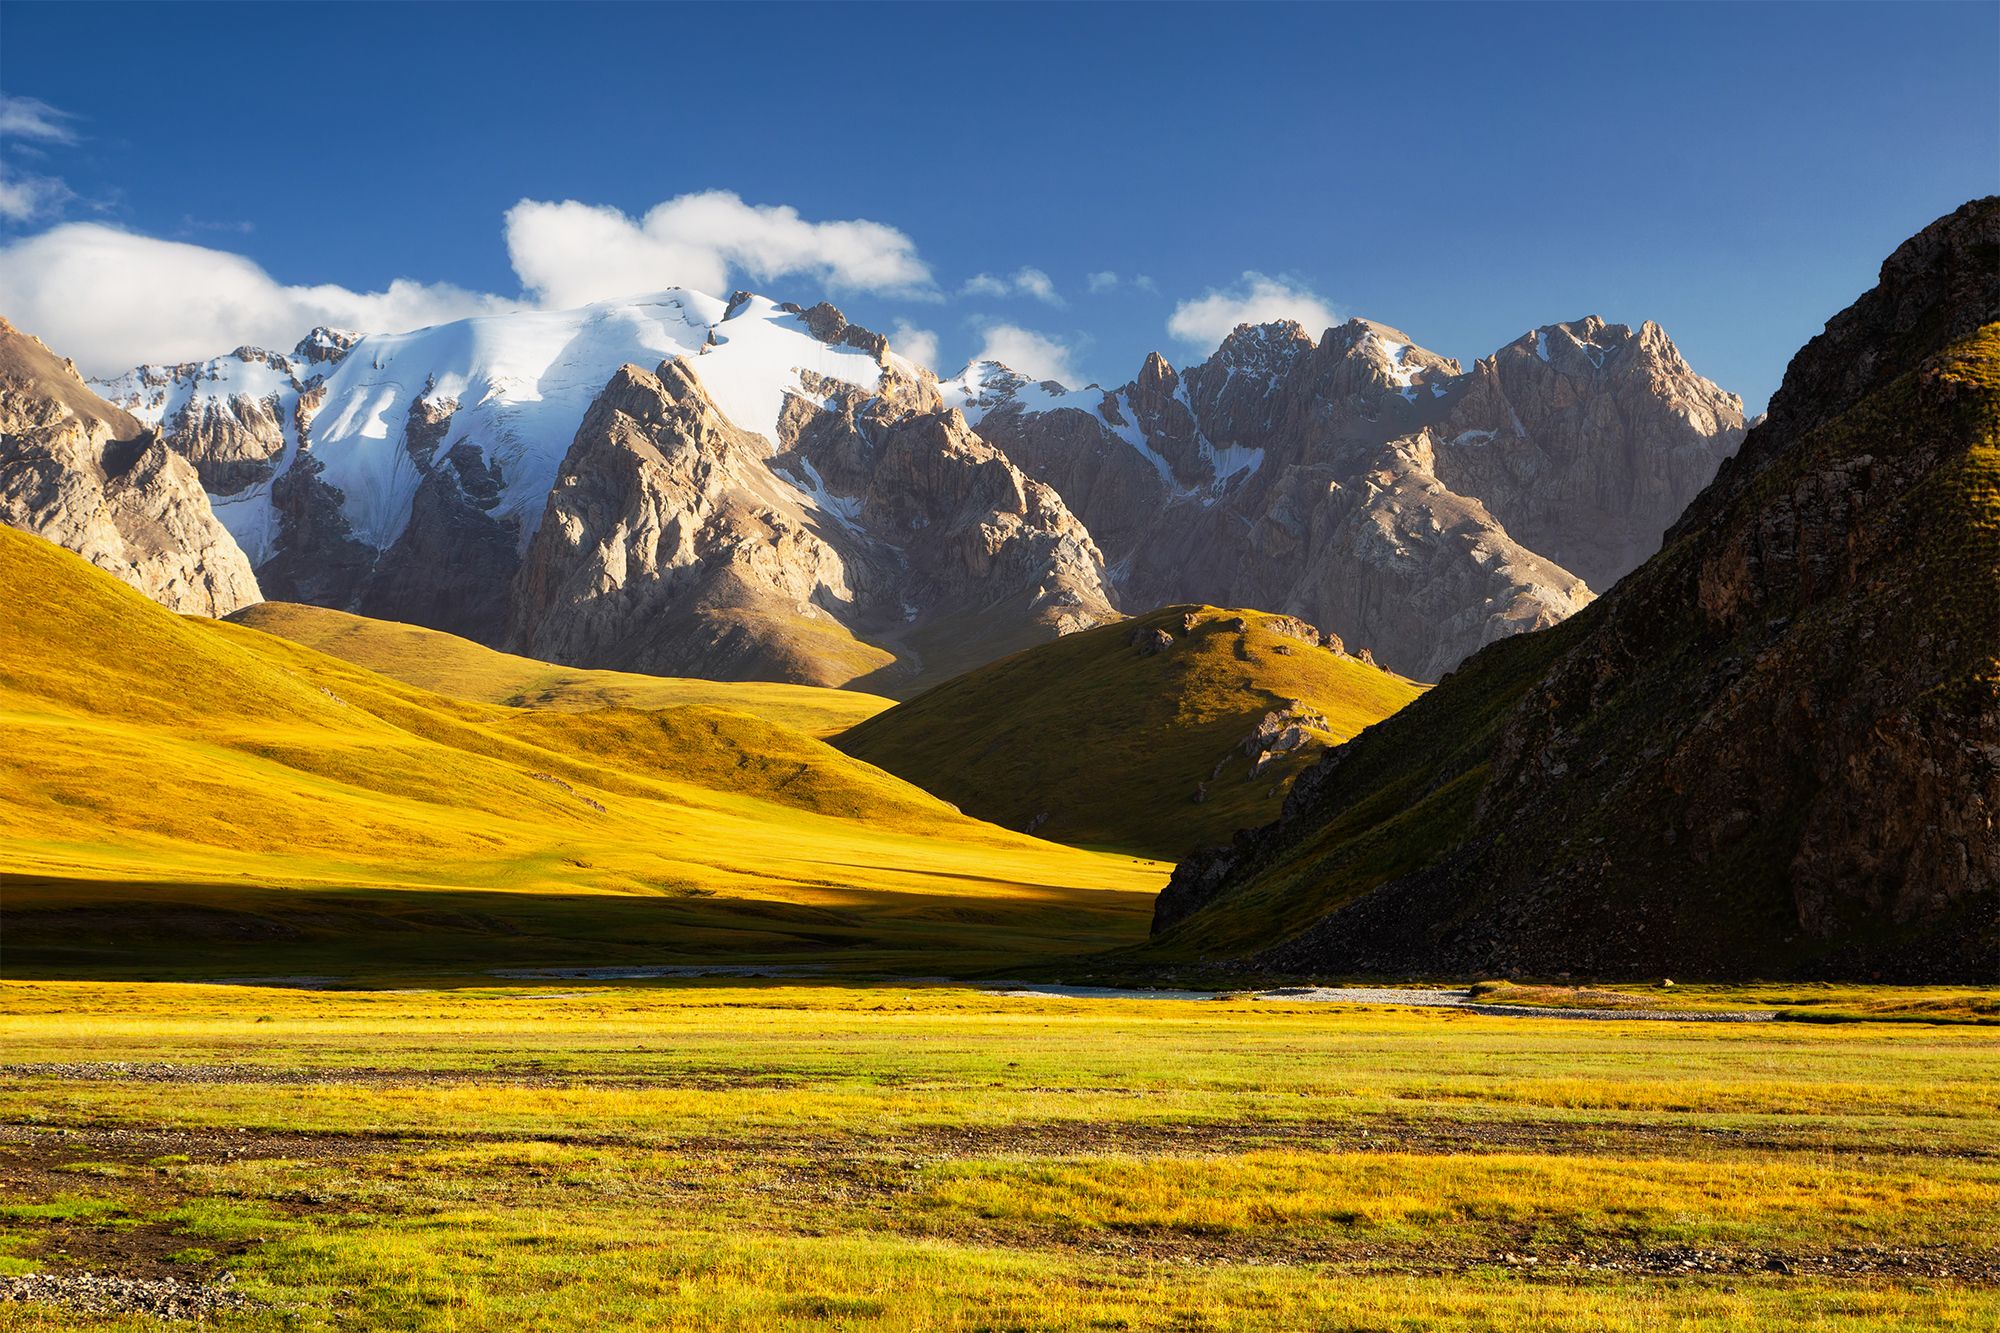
{"left": 2, "top": 531, "right": 1995, "bottom": 1330}
{"left": 1, "top": 981, "right": 1997, "bottom": 1331}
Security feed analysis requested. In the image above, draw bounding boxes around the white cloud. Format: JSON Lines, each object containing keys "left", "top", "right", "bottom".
{"left": 889, "top": 320, "right": 939, "bottom": 370}
{"left": 0, "top": 190, "right": 939, "bottom": 374}
{"left": 976, "top": 324, "right": 1077, "bottom": 385}
{"left": 960, "top": 266, "right": 1063, "bottom": 305}
{"left": 504, "top": 191, "right": 933, "bottom": 308}
{"left": 0, "top": 95, "right": 80, "bottom": 225}
{"left": 0, "top": 94, "right": 78, "bottom": 145}
{"left": 0, "top": 173, "right": 72, "bottom": 224}
{"left": 1133, "top": 274, "right": 1158, "bottom": 294}
{"left": 1166, "top": 271, "right": 1338, "bottom": 349}
{"left": 0, "top": 223, "right": 515, "bottom": 376}
{"left": 1086, "top": 271, "right": 1119, "bottom": 294}
{"left": 1012, "top": 267, "right": 1060, "bottom": 305}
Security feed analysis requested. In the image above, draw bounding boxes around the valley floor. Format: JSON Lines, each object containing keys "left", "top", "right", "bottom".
{"left": 0, "top": 980, "right": 1995, "bottom": 1331}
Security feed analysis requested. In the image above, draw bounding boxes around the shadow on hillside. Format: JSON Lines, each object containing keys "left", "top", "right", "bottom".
{"left": 0, "top": 872, "right": 1148, "bottom": 985}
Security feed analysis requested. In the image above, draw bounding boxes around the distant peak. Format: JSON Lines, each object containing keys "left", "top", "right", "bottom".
{"left": 1137, "top": 350, "right": 1178, "bottom": 388}
{"left": 778, "top": 299, "right": 889, "bottom": 359}
{"left": 1342, "top": 317, "right": 1420, "bottom": 346}
{"left": 292, "top": 326, "right": 359, "bottom": 367}
{"left": 1210, "top": 320, "right": 1315, "bottom": 373}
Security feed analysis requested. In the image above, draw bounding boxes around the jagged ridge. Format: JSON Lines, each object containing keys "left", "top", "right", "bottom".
{"left": 1146, "top": 198, "right": 2000, "bottom": 982}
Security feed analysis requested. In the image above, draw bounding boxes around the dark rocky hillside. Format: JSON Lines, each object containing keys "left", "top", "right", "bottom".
{"left": 1150, "top": 198, "right": 2000, "bottom": 982}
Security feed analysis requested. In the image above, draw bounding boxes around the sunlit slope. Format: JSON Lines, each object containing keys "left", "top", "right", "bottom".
{"left": 229, "top": 601, "right": 892, "bottom": 737}
{"left": 0, "top": 527, "right": 1162, "bottom": 973}
{"left": 838, "top": 607, "right": 1423, "bottom": 859}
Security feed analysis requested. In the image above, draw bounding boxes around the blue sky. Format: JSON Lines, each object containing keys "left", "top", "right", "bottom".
{"left": 2, "top": 1, "right": 1994, "bottom": 410}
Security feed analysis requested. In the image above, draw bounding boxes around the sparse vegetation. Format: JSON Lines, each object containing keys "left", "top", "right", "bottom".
{"left": 0, "top": 979, "right": 1994, "bottom": 1331}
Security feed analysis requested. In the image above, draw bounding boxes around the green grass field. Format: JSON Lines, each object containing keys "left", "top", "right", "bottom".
{"left": 0, "top": 979, "right": 1994, "bottom": 1331}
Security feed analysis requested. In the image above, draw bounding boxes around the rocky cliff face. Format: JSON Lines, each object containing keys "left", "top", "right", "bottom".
{"left": 0, "top": 317, "right": 260, "bottom": 616}
{"left": 1150, "top": 198, "right": 2000, "bottom": 982}
{"left": 1432, "top": 317, "right": 1745, "bottom": 592}
{"left": 81, "top": 284, "right": 1739, "bottom": 690}
{"left": 956, "top": 314, "right": 1741, "bottom": 680}
{"left": 511, "top": 342, "right": 1115, "bottom": 689}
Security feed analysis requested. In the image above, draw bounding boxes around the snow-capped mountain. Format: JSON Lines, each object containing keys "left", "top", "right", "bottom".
{"left": 97, "top": 293, "right": 1116, "bottom": 686}
{"left": 81, "top": 290, "right": 1741, "bottom": 686}
{"left": 100, "top": 293, "right": 886, "bottom": 567}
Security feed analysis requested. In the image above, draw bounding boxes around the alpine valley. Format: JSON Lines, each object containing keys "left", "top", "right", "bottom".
{"left": 2, "top": 5, "right": 1998, "bottom": 1329}
{"left": 0, "top": 203, "right": 1992, "bottom": 988}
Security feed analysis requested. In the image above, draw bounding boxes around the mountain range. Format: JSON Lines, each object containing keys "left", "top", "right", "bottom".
{"left": 53, "top": 291, "right": 1743, "bottom": 689}
{"left": 1149, "top": 197, "right": 2000, "bottom": 982}
{"left": 0, "top": 200, "right": 1992, "bottom": 983}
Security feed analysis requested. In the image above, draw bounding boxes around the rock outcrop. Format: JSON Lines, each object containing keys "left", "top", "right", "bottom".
{"left": 1431, "top": 316, "right": 1745, "bottom": 592}
{"left": 955, "top": 314, "right": 1741, "bottom": 680}
{"left": 1148, "top": 197, "right": 2000, "bottom": 982}
{"left": 0, "top": 317, "right": 259, "bottom": 616}
{"left": 511, "top": 351, "right": 1115, "bottom": 689}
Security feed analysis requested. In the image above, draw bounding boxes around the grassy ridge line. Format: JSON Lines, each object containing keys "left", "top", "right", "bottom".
{"left": 229, "top": 601, "right": 894, "bottom": 738}
{"left": 0, "top": 527, "right": 1164, "bottom": 974}
{"left": 839, "top": 606, "right": 1424, "bottom": 859}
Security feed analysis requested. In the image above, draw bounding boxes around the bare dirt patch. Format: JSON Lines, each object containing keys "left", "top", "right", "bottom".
{"left": 0, "top": 1123, "right": 416, "bottom": 1297}
{"left": 0, "top": 1061, "right": 802, "bottom": 1090}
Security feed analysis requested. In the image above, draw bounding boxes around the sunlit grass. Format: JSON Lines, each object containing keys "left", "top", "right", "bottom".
{"left": 229, "top": 601, "right": 893, "bottom": 738}
{"left": 0, "top": 980, "right": 1994, "bottom": 1330}
{"left": 0, "top": 528, "right": 1164, "bottom": 977}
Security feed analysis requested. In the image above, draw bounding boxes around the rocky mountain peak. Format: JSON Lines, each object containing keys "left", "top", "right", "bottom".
{"left": 0, "top": 317, "right": 260, "bottom": 616}
{"left": 1324, "top": 319, "right": 1462, "bottom": 395}
{"left": 778, "top": 300, "right": 891, "bottom": 360}
{"left": 1210, "top": 320, "right": 1315, "bottom": 377}
{"left": 291, "top": 326, "right": 358, "bottom": 367}
{"left": 512, "top": 345, "right": 1115, "bottom": 690}
{"left": 1713, "top": 194, "right": 2000, "bottom": 501}
{"left": 1136, "top": 350, "right": 1178, "bottom": 392}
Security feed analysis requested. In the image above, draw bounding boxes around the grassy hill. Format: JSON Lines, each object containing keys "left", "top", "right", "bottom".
{"left": 0, "top": 527, "right": 1163, "bottom": 978}
{"left": 231, "top": 601, "right": 892, "bottom": 737}
{"left": 837, "top": 607, "right": 1423, "bottom": 860}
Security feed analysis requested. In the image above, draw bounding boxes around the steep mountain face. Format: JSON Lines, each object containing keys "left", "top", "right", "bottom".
{"left": 1150, "top": 198, "right": 2000, "bottom": 982}
{"left": 101, "top": 294, "right": 1114, "bottom": 687}
{"left": 88, "top": 289, "right": 1737, "bottom": 690}
{"left": 0, "top": 317, "right": 260, "bottom": 616}
{"left": 510, "top": 332, "right": 1114, "bottom": 689}
{"left": 953, "top": 316, "right": 1741, "bottom": 679}
{"left": 1431, "top": 316, "right": 1745, "bottom": 591}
